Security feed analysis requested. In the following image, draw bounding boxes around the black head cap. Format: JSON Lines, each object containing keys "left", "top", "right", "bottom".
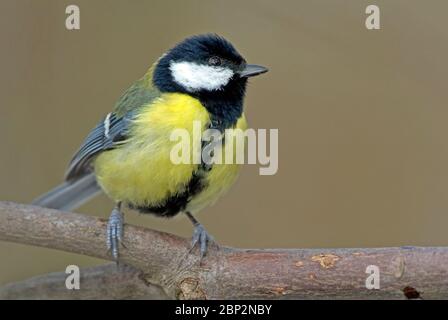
{"left": 163, "top": 34, "right": 245, "bottom": 67}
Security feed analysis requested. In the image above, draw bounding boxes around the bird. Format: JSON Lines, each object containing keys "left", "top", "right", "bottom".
{"left": 32, "top": 34, "right": 268, "bottom": 260}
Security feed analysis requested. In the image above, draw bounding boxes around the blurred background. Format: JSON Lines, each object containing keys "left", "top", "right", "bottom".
{"left": 1, "top": 0, "right": 448, "bottom": 285}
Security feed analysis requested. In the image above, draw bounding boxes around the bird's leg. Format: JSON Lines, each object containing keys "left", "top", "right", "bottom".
{"left": 185, "top": 211, "right": 215, "bottom": 259}
{"left": 106, "top": 202, "right": 124, "bottom": 261}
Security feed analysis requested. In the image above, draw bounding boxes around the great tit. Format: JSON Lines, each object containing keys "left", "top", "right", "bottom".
{"left": 32, "top": 34, "right": 268, "bottom": 259}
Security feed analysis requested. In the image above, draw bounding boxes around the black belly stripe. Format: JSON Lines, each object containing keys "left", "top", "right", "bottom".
{"left": 129, "top": 170, "right": 207, "bottom": 217}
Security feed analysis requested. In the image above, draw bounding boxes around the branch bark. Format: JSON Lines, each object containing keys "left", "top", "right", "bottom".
{"left": 0, "top": 201, "right": 447, "bottom": 299}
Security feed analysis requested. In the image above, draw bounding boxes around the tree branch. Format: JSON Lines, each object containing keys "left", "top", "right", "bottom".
{"left": 0, "top": 201, "right": 447, "bottom": 299}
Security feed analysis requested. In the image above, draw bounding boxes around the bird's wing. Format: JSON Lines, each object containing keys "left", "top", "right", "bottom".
{"left": 65, "top": 78, "right": 160, "bottom": 181}
{"left": 64, "top": 112, "right": 131, "bottom": 181}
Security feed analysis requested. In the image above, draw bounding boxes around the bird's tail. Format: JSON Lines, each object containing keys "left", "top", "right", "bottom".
{"left": 32, "top": 173, "right": 102, "bottom": 211}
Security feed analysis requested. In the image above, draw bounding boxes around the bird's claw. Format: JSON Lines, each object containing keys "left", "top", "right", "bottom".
{"left": 106, "top": 207, "right": 124, "bottom": 261}
{"left": 190, "top": 224, "right": 214, "bottom": 259}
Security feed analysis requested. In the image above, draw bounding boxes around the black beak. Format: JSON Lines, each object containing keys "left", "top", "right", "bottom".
{"left": 239, "top": 64, "right": 269, "bottom": 78}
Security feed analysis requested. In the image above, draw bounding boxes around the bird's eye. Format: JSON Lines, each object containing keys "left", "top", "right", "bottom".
{"left": 208, "top": 56, "right": 222, "bottom": 66}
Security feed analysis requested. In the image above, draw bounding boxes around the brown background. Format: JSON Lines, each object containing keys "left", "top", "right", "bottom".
{"left": 1, "top": 0, "right": 448, "bottom": 285}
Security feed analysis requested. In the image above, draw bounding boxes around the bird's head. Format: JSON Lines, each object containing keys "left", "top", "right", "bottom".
{"left": 153, "top": 34, "right": 268, "bottom": 95}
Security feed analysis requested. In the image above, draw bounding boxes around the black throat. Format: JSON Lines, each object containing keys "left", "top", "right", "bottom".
{"left": 193, "top": 77, "right": 247, "bottom": 130}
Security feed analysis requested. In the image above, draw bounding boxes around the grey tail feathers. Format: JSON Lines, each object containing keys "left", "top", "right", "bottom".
{"left": 32, "top": 173, "right": 102, "bottom": 211}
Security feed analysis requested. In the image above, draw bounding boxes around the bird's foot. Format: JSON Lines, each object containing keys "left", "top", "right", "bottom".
{"left": 190, "top": 223, "right": 215, "bottom": 259}
{"left": 106, "top": 205, "right": 124, "bottom": 261}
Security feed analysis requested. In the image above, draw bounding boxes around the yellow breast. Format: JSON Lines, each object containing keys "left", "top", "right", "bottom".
{"left": 94, "top": 92, "right": 247, "bottom": 212}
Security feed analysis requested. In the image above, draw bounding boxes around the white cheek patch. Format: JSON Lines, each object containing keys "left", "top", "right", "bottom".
{"left": 169, "top": 61, "right": 234, "bottom": 92}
